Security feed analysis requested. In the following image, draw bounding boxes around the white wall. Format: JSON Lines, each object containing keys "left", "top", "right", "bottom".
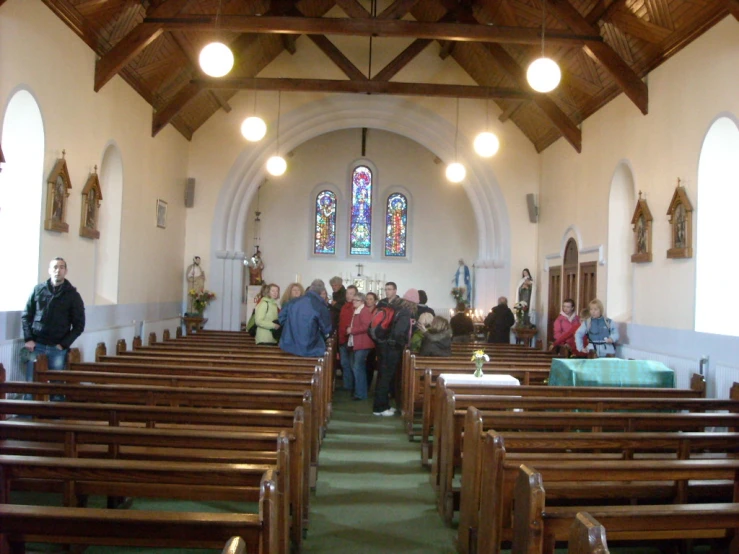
{"left": 242, "top": 128, "right": 478, "bottom": 314}
{"left": 539, "top": 16, "right": 739, "bottom": 332}
{"left": 0, "top": 0, "right": 189, "bottom": 309}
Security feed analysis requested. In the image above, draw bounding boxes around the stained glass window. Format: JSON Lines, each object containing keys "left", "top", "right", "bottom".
{"left": 349, "top": 166, "right": 372, "bottom": 255}
{"left": 385, "top": 193, "right": 407, "bottom": 257}
{"left": 314, "top": 190, "right": 337, "bottom": 255}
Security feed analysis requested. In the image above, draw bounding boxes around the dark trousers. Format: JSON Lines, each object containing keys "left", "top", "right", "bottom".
{"left": 373, "top": 342, "right": 403, "bottom": 412}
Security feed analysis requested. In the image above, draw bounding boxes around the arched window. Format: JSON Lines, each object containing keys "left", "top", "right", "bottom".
{"left": 607, "top": 163, "right": 635, "bottom": 322}
{"left": 349, "top": 165, "right": 372, "bottom": 256}
{"left": 384, "top": 193, "right": 407, "bottom": 257}
{"left": 0, "top": 90, "right": 44, "bottom": 311}
{"left": 314, "top": 190, "right": 337, "bottom": 255}
{"left": 696, "top": 116, "right": 739, "bottom": 336}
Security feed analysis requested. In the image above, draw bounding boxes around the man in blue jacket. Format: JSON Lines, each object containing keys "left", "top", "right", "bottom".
{"left": 22, "top": 257, "right": 85, "bottom": 381}
{"left": 279, "top": 279, "right": 332, "bottom": 357}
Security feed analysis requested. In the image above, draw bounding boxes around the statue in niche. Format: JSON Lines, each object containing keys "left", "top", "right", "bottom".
{"left": 636, "top": 216, "right": 647, "bottom": 254}
{"left": 674, "top": 204, "right": 686, "bottom": 249}
{"left": 452, "top": 259, "right": 471, "bottom": 306}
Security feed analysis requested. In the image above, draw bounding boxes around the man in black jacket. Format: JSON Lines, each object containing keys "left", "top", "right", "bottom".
{"left": 485, "top": 296, "right": 514, "bottom": 343}
{"left": 22, "top": 258, "right": 85, "bottom": 378}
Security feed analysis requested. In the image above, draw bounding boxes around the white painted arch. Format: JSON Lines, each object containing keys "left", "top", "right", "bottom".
{"left": 209, "top": 95, "right": 512, "bottom": 329}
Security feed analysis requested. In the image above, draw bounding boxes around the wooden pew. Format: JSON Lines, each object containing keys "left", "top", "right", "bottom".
{"left": 0, "top": 418, "right": 302, "bottom": 550}
{"left": 511, "top": 463, "right": 739, "bottom": 554}
{"left": 566, "top": 513, "right": 609, "bottom": 554}
{"left": 460, "top": 424, "right": 739, "bottom": 554}
{"left": 422, "top": 372, "right": 706, "bottom": 467}
{"left": 0, "top": 459, "right": 279, "bottom": 554}
{"left": 437, "top": 394, "right": 739, "bottom": 525}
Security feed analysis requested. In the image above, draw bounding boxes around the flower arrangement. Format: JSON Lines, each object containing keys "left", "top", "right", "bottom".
{"left": 450, "top": 287, "right": 468, "bottom": 307}
{"left": 470, "top": 349, "right": 490, "bottom": 378}
{"left": 189, "top": 289, "right": 216, "bottom": 315}
{"left": 513, "top": 300, "right": 528, "bottom": 327}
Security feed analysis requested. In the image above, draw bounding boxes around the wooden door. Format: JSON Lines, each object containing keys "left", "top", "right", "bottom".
{"left": 547, "top": 266, "right": 562, "bottom": 342}
{"left": 579, "top": 262, "right": 597, "bottom": 314}
{"left": 563, "top": 238, "right": 578, "bottom": 304}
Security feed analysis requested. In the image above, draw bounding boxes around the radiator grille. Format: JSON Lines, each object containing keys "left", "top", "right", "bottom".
{"left": 620, "top": 347, "right": 699, "bottom": 391}
{"left": 713, "top": 363, "right": 739, "bottom": 400}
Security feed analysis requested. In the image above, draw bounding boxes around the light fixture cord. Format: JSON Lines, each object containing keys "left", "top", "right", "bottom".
{"left": 541, "top": 0, "right": 546, "bottom": 56}
{"left": 454, "top": 97, "right": 460, "bottom": 161}
{"left": 216, "top": 0, "right": 223, "bottom": 33}
{"left": 275, "top": 90, "right": 282, "bottom": 154}
{"left": 368, "top": 0, "right": 376, "bottom": 79}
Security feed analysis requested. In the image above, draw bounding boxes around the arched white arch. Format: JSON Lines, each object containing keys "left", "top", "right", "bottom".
{"left": 209, "top": 95, "right": 512, "bottom": 329}
{"left": 607, "top": 161, "right": 636, "bottom": 322}
{"left": 95, "top": 141, "right": 123, "bottom": 305}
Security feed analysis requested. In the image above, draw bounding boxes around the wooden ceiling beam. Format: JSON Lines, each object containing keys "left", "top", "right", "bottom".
{"left": 94, "top": 0, "right": 191, "bottom": 92}
{"left": 585, "top": 0, "right": 627, "bottom": 26}
{"left": 170, "top": 32, "right": 232, "bottom": 113}
{"left": 498, "top": 100, "right": 525, "bottom": 122}
{"left": 196, "top": 77, "right": 530, "bottom": 100}
{"left": 372, "top": 39, "right": 432, "bottom": 81}
{"left": 282, "top": 34, "right": 298, "bottom": 54}
{"left": 608, "top": 10, "right": 671, "bottom": 44}
{"left": 152, "top": 81, "right": 204, "bottom": 137}
{"left": 145, "top": 15, "right": 604, "bottom": 45}
{"left": 307, "top": 34, "right": 368, "bottom": 80}
{"left": 438, "top": 40, "right": 456, "bottom": 59}
{"left": 547, "top": 0, "right": 648, "bottom": 115}
{"left": 483, "top": 43, "right": 581, "bottom": 152}
{"left": 333, "top": 0, "right": 371, "bottom": 18}
{"left": 729, "top": 0, "right": 739, "bottom": 22}
{"left": 377, "top": 0, "right": 420, "bottom": 20}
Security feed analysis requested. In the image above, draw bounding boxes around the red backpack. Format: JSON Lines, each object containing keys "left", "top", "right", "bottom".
{"left": 368, "top": 306, "right": 396, "bottom": 343}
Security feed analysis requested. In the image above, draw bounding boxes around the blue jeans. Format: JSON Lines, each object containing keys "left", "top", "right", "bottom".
{"left": 25, "top": 343, "right": 67, "bottom": 401}
{"left": 349, "top": 348, "right": 369, "bottom": 400}
{"left": 339, "top": 344, "right": 353, "bottom": 391}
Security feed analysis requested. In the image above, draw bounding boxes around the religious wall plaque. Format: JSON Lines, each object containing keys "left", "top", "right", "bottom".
{"left": 666, "top": 179, "right": 693, "bottom": 259}
{"left": 79, "top": 166, "right": 102, "bottom": 239}
{"left": 45, "top": 150, "right": 72, "bottom": 233}
{"left": 631, "top": 191, "right": 653, "bottom": 263}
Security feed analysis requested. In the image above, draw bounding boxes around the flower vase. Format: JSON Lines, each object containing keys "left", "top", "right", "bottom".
{"left": 473, "top": 360, "right": 484, "bottom": 378}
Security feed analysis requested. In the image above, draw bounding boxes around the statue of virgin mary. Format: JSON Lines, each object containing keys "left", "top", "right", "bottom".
{"left": 453, "top": 259, "right": 471, "bottom": 306}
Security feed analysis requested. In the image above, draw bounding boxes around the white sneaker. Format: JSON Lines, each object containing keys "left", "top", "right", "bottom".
{"left": 373, "top": 408, "right": 396, "bottom": 417}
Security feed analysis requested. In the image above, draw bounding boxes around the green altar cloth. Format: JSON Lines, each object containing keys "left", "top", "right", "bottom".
{"left": 549, "top": 358, "right": 675, "bottom": 388}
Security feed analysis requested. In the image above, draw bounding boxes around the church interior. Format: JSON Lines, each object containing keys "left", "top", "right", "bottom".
{"left": 1, "top": 0, "right": 739, "bottom": 552}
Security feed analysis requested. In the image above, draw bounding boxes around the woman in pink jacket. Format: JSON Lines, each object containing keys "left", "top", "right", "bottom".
{"left": 347, "top": 292, "right": 375, "bottom": 400}
{"left": 552, "top": 299, "right": 581, "bottom": 355}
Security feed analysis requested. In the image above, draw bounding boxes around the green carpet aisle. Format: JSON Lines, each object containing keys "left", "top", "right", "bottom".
{"left": 303, "top": 390, "right": 457, "bottom": 554}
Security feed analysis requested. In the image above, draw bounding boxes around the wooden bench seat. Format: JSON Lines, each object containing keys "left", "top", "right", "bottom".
{"left": 510, "top": 463, "right": 739, "bottom": 554}
{"left": 459, "top": 425, "right": 739, "bottom": 554}
{"left": 0, "top": 456, "right": 281, "bottom": 554}
{"left": 421, "top": 371, "right": 707, "bottom": 465}
{"left": 436, "top": 394, "right": 739, "bottom": 526}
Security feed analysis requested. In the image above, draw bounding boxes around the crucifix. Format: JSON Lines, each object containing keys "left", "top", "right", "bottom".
{"left": 355, "top": 263, "right": 364, "bottom": 276}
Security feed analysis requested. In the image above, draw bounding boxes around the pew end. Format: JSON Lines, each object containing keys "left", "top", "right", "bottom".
{"left": 568, "top": 513, "right": 610, "bottom": 554}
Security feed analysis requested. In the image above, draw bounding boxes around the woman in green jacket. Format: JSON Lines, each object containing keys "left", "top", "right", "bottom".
{"left": 255, "top": 283, "right": 281, "bottom": 345}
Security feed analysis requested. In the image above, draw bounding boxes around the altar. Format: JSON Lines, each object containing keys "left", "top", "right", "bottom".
{"left": 549, "top": 358, "right": 675, "bottom": 388}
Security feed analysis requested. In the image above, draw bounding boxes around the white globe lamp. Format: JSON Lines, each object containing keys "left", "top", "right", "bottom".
{"left": 199, "top": 42, "right": 234, "bottom": 78}
{"left": 473, "top": 131, "right": 500, "bottom": 158}
{"left": 526, "top": 57, "right": 561, "bottom": 93}
{"left": 266, "top": 155, "right": 287, "bottom": 176}
{"left": 241, "top": 116, "right": 267, "bottom": 142}
{"left": 446, "top": 162, "right": 466, "bottom": 183}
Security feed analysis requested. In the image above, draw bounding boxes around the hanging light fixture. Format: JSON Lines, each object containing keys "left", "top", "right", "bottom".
{"left": 473, "top": 95, "right": 500, "bottom": 158}
{"left": 266, "top": 91, "right": 287, "bottom": 177}
{"left": 241, "top": 85, "right": 266, "bottom": 142}
{"left": 526, "top": 0, "right": 561, "bottom": 93}
{"left": 446, "top": 98, "right": 466, "bottom": 183}
{"left": 199, "top": 0, "right": 234, "bottom": 78}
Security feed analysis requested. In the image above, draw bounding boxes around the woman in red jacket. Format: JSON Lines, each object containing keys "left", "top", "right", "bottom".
{"left": 552, "top": 299, "right": 581, "bottom": 355}
{"left": 347, "top": 292, "right": 375, "bottom": 400}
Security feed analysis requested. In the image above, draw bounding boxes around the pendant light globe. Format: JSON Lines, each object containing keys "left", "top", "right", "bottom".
{"left": 473, "top": 131, "right": 500, "bottom": 158}
{"left": 266, "top": 155, "right": 287, "bottom": 176}
{"left": 199, "top": 42, "right": 234, "bottom": 78}
{"left": 241, "top": 117, "right": 267, "bottom": 142}
{"left": 526, "top": 57, "right": 561, "bottom": 93}
{"left": 446, "top": 162, "right": 466, "bottom": 183}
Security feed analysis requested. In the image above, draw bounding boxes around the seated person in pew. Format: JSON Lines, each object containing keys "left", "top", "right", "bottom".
{"left": 575, "top": 299, "right": 618, "bottom": 358}
{"left": 419, "top": 316, "right": 452, "bottom": 357}
{"left": 410, "top": 312, "right": 434, "bottom": 353}
{"left": 279, "top": 279, "right": 332, "bottom": 357}
{"left": 450, "top": 303, "right": 474, "bottom": 343}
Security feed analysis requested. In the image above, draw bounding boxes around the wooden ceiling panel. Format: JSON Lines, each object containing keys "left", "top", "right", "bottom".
{"left": 37, "top": 0, "right": 731, "bottom": 149}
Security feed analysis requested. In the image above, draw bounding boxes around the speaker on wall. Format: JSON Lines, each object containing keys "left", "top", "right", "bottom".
{"left": 526, "top": 193, "right": 539, "bottom": 223}
{"left": 185, "top": 178, "right": 196, "bottom": 208}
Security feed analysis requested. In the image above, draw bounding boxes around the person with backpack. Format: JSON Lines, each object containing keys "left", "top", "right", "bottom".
{"left": 370, "top": 282, "right": 413, "bottom": 416}
{"left": 575, "top": 299, "right": 619, "bottom": 358}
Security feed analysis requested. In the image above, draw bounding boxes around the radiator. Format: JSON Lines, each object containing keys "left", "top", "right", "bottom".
{"left": 620, "top": 346, "right": 699, "bottom": 391}
{"left": 712, "top": 363, "right": 739, "bottom": 400}
{"left": 0, "top": 339, "right": 27, "bottom": 400}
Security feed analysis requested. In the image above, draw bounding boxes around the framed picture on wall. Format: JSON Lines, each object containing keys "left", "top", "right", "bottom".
{"left": 79, "top": 167, "right": 102, "bottom": 239}
{"left": 631, "top": 191, "right": 653, "bottom": 263}
{"left": 44, "top": 150, "right": 72, "bottom": 233}
{"left": 156, "top": 199, "right": 168, "bottom": 229}
{"left": 666, "top": 180, "right": 693, "bottom": 259}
